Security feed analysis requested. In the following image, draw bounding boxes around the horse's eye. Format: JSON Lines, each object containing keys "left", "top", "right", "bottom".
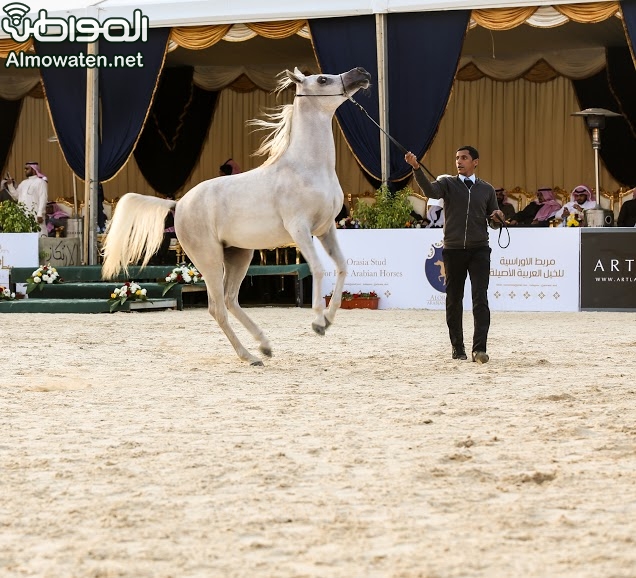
{"left": 317, "top": 76, "right": 328, "bottom": 85}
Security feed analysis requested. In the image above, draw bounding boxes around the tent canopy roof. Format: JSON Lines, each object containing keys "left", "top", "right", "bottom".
{"left": 1, "top": 0, "right": 609, "bottom": 30}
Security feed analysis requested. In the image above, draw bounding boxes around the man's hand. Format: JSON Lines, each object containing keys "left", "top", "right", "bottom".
{"left": 404, "top": 151, "right": 419, "bottom": 170}
{"left": 490, "top": 209, "right": 505, "bottom": 223}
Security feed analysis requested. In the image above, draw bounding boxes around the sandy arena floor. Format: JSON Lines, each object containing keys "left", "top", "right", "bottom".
{"left": 1, "top": 307, "right": 635, "bottom": 578}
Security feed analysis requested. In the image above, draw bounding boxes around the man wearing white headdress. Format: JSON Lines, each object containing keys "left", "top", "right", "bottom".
{"left": 6, "top": 161, "right": 48, "bottom": 236}
{"left": 554, "top": 184, "right": 596, "bottom": 225}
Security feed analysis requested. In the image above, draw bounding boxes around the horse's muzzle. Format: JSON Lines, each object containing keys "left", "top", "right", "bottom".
{"left": 346, "top": 67, "right": 372, "bottom": 90}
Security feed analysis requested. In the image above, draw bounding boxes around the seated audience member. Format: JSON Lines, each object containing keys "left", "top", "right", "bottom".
{"left": 45, "top": 202, "right": 70, "bottom": 236}
{"left": 617, "top": 188, "right": 636, "bottom": 227}
{"left": 97, "top": 183, "right": 108, "bottom": 233}
{"left": 554, "top": 184, "right": 596, "bottom": 225}
{"left": 425, "top": 200, "right": 444, "bottom": 228}
{"left": 219, "top": 158, "right": 241, "bottom": 176}
{"left": 335, "top": 203, "right": 348, "bottom": 223}
{"left": 509, "top": 187, "right": 561, "bottom": 227}
{"left": 495, "top": 187, "right": 516, "bottom": 222}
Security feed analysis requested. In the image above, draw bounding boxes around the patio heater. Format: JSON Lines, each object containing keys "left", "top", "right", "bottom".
{"left": 570, "top": 107, "right": 621, "bottom": 227}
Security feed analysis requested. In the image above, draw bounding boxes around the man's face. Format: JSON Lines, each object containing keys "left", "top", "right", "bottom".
{"left": 24, "top": 165, "right": 35, "bottom": 177}
{"left": 574, "top": 192, "right": 588, "bottom": 205}
{"left": 496, "top": 190, "right": 505, "bottom": 203}
{"left": 537, "top": 191, "right": 545, "bottom": 203}
{"left": 456, "top": 149, "right": 478, "bottom": 177}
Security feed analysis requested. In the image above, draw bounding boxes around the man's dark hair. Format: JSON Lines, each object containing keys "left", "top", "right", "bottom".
{"left": 456, "top": 145, "right": 479, "bottom": 160}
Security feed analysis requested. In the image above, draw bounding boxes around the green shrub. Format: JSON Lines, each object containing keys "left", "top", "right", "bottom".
{"left": 0, "top": 200, "right": 40, "bottom": 233}
{"left": 353, "top": 185, "right": 416, "bottom": 229}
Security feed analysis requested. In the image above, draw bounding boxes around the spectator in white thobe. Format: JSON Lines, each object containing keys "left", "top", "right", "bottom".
{"left": 6, "top": 162, "right": 48, "bottom": 236}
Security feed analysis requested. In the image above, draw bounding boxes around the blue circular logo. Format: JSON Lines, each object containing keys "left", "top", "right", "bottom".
{"left": 425, "top": 241, "right": 446, "bottom": 293}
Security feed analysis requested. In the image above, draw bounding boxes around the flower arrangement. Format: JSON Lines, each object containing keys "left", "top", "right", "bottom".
{"left": 26, "top": 264, "right": 63, "bottom": 294}
{"left": 160, "top": 263, "right": 204, "bottom": 296}
{"left": 566, "top": 214, "right": 581, "bottom": 227}
{"left": 324, "top": 290, "right": 380, "bottom": 309}
{"left": 0, "top": 286, "right": 16, "bottom": 301}
{"left": 108, "top": 281, "right": 149, "bottom": 312}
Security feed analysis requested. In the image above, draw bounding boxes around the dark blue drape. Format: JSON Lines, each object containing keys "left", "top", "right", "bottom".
{"left": 621, "top": 0, "right": 636, "bottom": 52}
{"left": 0, "top": 97, "right": 23, "bottom": 175}
{"left": 134, "top": 66, "right": 218, "bottom": 198}
{"left": 572, "top": 68, "right": 635, "bottom": 187}
{"left": 386, "top": 11, "right": 469, "bottom": 181}
{"left": 310, "top": 16, "right": 380, "bottom": 182}
{"left": 36, "top": 28, "right": 169, "bottom": 182}
{"left": 310, "top": 11, "right": 469, "bottom": 182}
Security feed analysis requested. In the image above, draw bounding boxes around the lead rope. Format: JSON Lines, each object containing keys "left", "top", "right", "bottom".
{"left": 298, "top": 75, "right": 510, "bottom": 247}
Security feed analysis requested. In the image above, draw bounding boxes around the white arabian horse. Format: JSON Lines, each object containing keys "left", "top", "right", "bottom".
{"left": 102, "top": 66, "right": 371, "bottom": 365}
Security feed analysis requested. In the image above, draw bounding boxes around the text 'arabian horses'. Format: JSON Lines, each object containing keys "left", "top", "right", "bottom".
{"left": 102, "top": 67, "right": 371, "bottom": 365}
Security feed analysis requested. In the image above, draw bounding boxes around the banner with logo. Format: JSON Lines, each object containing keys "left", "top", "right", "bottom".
{"left": 580, "top": 229, "right": 636, "bottom": 310}
{"left": 315, "top": 228, "right": 580, "bottom": 311}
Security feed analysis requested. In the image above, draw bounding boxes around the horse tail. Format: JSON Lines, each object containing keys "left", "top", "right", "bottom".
{"left": 102, "top": 193, "right": 177, "bottom": 280}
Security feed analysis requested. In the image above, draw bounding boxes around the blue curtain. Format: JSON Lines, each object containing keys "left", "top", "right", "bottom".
{"left": 621, "top": 0, "right": 636, "bottom": 51}
{"left": 36, "top": 28, "right": 169, "bottom": 182}
{"left": 310, "top": 16, "right": 380, "bottom": 182}
{"left": 0, "top": 97, "right": 23, "bottom": 175}
{"left": 134, "top": 67, "right": 218, "bottom": 198}
{"left": 310, "top": 11, "right": 469, "bottom": 183}
{"left": 572, "top": 68, "right": 635, "bottom": 187}
{"left": 386, "top": 11, "right": 469, "bottom": 182}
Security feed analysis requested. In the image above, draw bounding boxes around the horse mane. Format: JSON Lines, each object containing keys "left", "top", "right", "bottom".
{"left": 247, "top": 72, "right": 296, "bottom": 166}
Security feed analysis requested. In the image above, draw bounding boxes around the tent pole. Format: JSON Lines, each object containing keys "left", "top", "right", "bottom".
{"left": 85, "top": 40, "right": 99, "bottom": 265}
{"left": 375, "top": 13, "right": 389, "bottom": 185}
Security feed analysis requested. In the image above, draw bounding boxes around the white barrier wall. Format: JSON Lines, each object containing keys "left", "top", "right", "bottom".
{"left": 314, "top": 228, "right": 580, "bottom": 312}
{"left": 0, "top": 233, "right": 39, "bottom": 287}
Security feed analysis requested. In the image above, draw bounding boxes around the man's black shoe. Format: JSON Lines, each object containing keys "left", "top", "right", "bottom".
{"left": 452, "top": 347, "right": 468, "bottom": 360}
{"left": 472, "top": 351, "right": 489, "bottom": 364}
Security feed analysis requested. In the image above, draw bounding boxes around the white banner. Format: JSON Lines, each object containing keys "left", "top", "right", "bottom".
{"left": 314, "top": 228, "right": 580, "bottom": 312}
{"left": 0, "top": 233, "right": 39, "bottom": 287}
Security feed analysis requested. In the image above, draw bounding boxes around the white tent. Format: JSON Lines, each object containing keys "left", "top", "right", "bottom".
{"left": 1, "top": 0, "right": 629, "bottom": 261}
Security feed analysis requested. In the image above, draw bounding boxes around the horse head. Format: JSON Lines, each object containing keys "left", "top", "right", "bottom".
{"left": 286, "top": 67, "right": 371, "bottom": 103}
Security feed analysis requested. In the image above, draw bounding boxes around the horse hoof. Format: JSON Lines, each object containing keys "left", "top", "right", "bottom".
{"left": 250, "top": 359, "right": 264, "bottom": 367}
{"left": 324, "top": 319, "right": 332, "bottom": 329}
{"left": 260, "top": 345, "right": 273, "bottom": 358}
{"left": 312, "top": 322, "right": 326, "bottom": 336}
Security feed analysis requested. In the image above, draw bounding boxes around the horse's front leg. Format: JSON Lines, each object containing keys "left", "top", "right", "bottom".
{"left": 287, "top": 227, "right": 340, "bottom": 335}
{"left": 316, "top": 225, "right": 346, "bottom": 327}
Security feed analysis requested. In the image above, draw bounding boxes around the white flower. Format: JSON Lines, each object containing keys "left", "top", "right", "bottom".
{"left": 10, "top": 292, "right": 15, "bottom": 299}
{"left": 33, "top": 277, "right": 41, "bottom": 284}
{"left": 140, "top": 288, "right": 147, "bottom": 296}
{"left": 165, "top": 276, "right": 172, "bottom": 282}
{"left": 113, "top": 288, "right": 120, "bottom": 295}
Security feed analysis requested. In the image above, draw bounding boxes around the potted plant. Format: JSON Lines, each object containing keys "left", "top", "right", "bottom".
{"left": 0, "top": 200, "right": 40, "bottom": 233}
{"left": 324, "top": 290, "right": 380, "bottom": 309}
{"left": 353, "top": 185, "right": 417, "bottom": 229}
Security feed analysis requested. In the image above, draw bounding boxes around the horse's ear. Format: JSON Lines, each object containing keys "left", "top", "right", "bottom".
{"left": 286, "top": 67, "right": 305, "bottom": 84}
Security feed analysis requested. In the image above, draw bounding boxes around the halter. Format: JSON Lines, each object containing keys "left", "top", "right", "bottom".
{"left": 295, "top": 74, "right": 350, "bottom": 98}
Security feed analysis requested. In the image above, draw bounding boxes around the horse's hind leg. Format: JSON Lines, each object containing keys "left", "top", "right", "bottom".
{"left": 195, "top": 250, "right": 264, "bottom": 366}
{"left": 224, "top": 247, "right": 272, "bottom": 358}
